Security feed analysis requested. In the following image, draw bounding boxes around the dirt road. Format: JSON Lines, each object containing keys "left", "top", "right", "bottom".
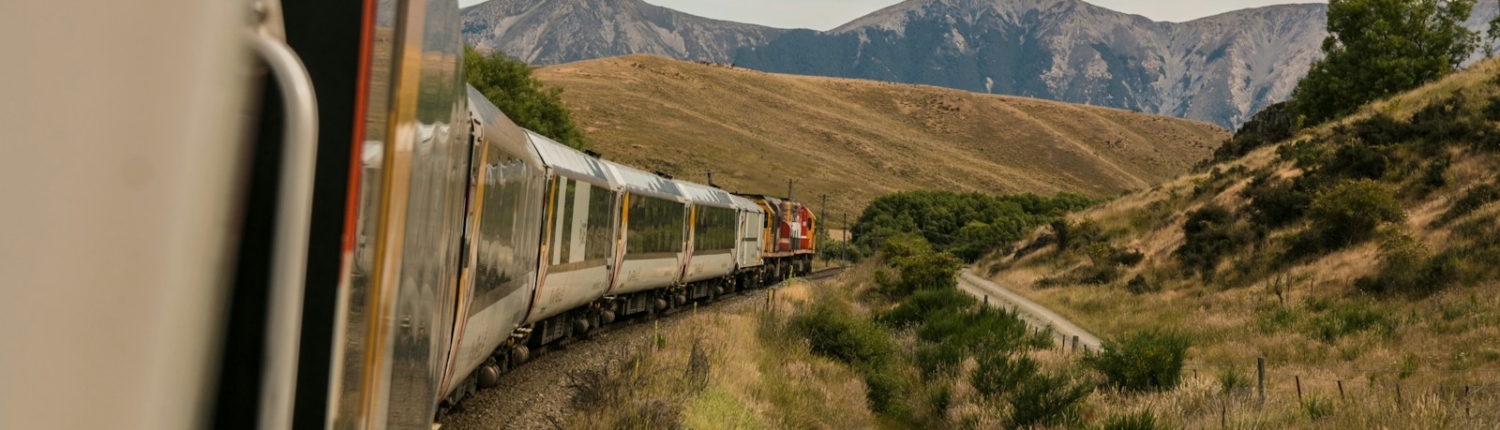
{"left": 956, "top": 269, "right": 1102, "bottom": 352}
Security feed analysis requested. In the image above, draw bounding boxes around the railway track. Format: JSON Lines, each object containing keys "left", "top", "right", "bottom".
{"left": 802, "top": 265, "right": 850, "bottom": 281}
{"left": 438, "top": 266, "right": 851, "bottom": 425}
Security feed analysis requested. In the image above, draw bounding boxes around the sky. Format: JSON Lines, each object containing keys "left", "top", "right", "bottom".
{"left": 458, "top": 0, "right": 1328, "bottom": 31}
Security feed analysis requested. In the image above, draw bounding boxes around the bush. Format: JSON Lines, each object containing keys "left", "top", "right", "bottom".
{"left": 879, "top": 288, "right": 976, "bottom": 329}
{"left": 1306, "top": 179, "right": 1405, "bottom": 250}
{"left": 1212, "top": 102, "right": 1296, "bottom": 163}
{"left": 464, "top": 47, "right": 590, "bottom": 150}
{"left": 817, "top": 239, "right": 866, "bottom": 263}
{"left": 1086, "top": 330, "right": 1191, "bottom": 392}
{"left": 1303, "top": 396, "right": 1335, "bottom": 420}
{"left": 851, "top": 191, "right": 1095, "bottom": 255}
{"left": 789, "top": 297, "right": 906, "bottom": 412}
{"left": 791, "top": 300, "right": 896, "bottom": 368}
{"left": 1077, "top": 263, "right": 1124, "bottom": 285}
{"left": 882, "top": 250, "right": 963, "bottom": 299}
{"left": 913, "top": 307, "right": 1040, "bottom": 375}
{"left": 1175, "top": 205, "right": 1247, "bottom": 280}
{"left": 1101, "top": 410, "right": 1162, "bottom": 430}
{"left": 971, "top": 352, "right": 1039, "bottom": 400}
{"left": 879, "top": 233, "right": 933, "bottom": 262}
{"left": 1242, "top": 175, "right": 1314, "bottom": 229}
{"left": 1354, "top": 233, "right": 1458, "bottom": 297}
{"left": 1125, "top": 274, "right": 1159, "bottom": 294}
{"left": 1306, "top": 301, "right": 1395, "bottom": 342}
{"left": 1006, "top": 371, "right": 1092, "bottom": 429}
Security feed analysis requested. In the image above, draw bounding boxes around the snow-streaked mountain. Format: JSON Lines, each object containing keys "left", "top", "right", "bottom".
{"left": 733, "top": 0, "right": 1328, "bottom": 129}
{"left": 460, "top": 0, "right": 784, "bottom": 64}
{"left": 460, "top": 0, "right": 1499, "bottom": 129}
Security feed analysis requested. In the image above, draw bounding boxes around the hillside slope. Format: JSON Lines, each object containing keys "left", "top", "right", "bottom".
{"left": 983, "top": 58, "right": 1500, "bottom": 427}
{"left": 534, "top": 55, "right": 1228, "bottom": 217}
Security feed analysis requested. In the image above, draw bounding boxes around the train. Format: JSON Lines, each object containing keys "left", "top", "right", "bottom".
{"left": 418, "top": 87, "right": 820, "bottom": 418}
{"left": 2, "top": 0, "right": 819, "bottom": 429}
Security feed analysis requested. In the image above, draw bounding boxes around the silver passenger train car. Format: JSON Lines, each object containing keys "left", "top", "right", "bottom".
{"left": 429, "top": 86, "right": 771, "bottom": 414}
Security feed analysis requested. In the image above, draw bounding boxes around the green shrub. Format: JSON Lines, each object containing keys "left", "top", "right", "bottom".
{"left": 971, "top": 352, "right": 1039, "bottom": 400}
{"left": 1303, "top": 396, "right": 1335, "bottom": 420}
{"left": 1354, "top": 233, "right": 1458, "bottom": 297}
{"left": 879, "top": 288, "right": 976, "bottom": 329}
{"left": 1005, "top": 371, "right": 1092, "bottom": 429}
{"left": 791, "top": 299, "right": 895, "bottom": 368}
{"left": 851, "top": 190, "right": 1095, "bottom": 255}
{"left": 1125, "top": 274, "right": 1159, "bottom": 294}
{"left": 880, "top": 233, "right": 933, "bottom": 262}
{"left": 1085, "top": 330, "right": 1191, "bottom": 392}
{"left": 1175, "top": 205, "right": 1248, "bottom": 280}
{"left": 913, "top": 307, "right": 1040, "bottom": 375}
{"left": 861, "top": 363, "right": 906, "bottom": 414}
{"left": 817, "top": 240, "right": 866, "bottom": 263}
{"left": 788, "top": 297, "right": 906, "bottom": 413}
{"left": 1307, "top": 301, "right": 1395, "bottom": 342}
{"left": 1242, "top": 175, "right": 1314, "bottom": 229}
{"left": 1072, "top": 263, "right": 1124, "bottom": 286}
{"left": 882, "top": 250, "right": 963, "bottom": 299}
{"left": 464, "top": 47, "right": 590, "bottom": 150}
{"left": 1100, "top": 410, "right": 1162, "bottom": 430}
{"left": 1306, "top": 179, "right": 1405, "bottom": 250}
{"left": 1217, "top": 366, "right": 1247, "bottom": 394}
{"left": 1211, "top": 102, "right": 1296, "bottom": 163}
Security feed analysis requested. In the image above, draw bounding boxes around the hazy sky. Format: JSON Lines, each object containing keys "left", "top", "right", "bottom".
{"left": 458, "top": 0, "right": 1328, "bottom": 31}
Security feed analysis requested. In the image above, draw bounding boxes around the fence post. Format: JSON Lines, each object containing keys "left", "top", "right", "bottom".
{"left": 1071, "top": 335, "right": 1079, "bottom": 353}
{"left": 1465, "top": 385, "right": 1471, "bottom": 417}
{"left": 1295, "top": 375, "right": 1303, "bottom": 404}
{"left": 983, "top": 295, "right": 989, "bottom": 307}
{"left": 1338, "top": 380, "right": 1345, "bottom": 401}
{"left": 1257, "top": 357, "right": 1266, "bottom": 407}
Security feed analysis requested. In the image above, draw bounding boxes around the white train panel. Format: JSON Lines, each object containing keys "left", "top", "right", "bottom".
{"left": 526, "top": 176, "right": 617, "bottom": 323}
{"left": 683, "top": 252, "right": 735, "bottom": 283}
{"left": 613, "top": 255, "right": 686, "bottom": 294}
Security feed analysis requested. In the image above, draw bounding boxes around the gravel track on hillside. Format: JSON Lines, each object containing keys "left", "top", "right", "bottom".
{"left": 438, "top": 293, "right": 762, "bottom": 430}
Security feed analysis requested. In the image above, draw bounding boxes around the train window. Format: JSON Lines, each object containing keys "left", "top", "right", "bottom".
{"left": 584, "top": 186, "right": 614, "bottom": 260}
{"left": 693, "top": 205, "right": 736, "bottom": 252}
{"left": 627, "top": 194, "right": 684, "bottom": 254}
{"left": 554, "top": 178, "right": 575, "bottom": 264}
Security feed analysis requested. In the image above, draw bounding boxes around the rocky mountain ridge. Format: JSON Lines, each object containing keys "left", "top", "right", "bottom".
{"left": 462, "top": 0, "right": 1500, "bottom": 129}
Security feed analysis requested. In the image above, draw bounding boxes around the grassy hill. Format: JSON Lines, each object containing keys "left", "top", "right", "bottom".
{"left": 982, "top": 57, "right": 1500, "bottom": 427}
{"left": 534, "top": 55, "right": 1228, "bottom": 218}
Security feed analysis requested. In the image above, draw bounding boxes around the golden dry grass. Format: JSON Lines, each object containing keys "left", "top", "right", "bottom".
{"left": 979, "top": 57, "right": 1500, "bottom": 428}
{"left": 563, "top": 279, "right": 883, "bottom": 430}
{"left": 535, "top": 55, "right": 1228, "bottom": 217}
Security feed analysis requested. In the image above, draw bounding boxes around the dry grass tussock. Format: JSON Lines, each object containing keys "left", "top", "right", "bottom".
{"left": 535, "top": 55, "right": 1227, "bottom": 217}
{"left": 981, "top": 57, "right": 1500, "bottom": 427}
{"left": 559, "top": 279, "right": 881, "bottom": 430}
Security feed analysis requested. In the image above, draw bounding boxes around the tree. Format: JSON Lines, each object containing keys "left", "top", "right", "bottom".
{"left": 464, "top": 46, "right": 590, "bottom": 150}
{"left": 1290, "top": 0, "right": 1478, "bottom": 125}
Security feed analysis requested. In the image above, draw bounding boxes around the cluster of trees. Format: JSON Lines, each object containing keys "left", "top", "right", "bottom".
{"left": 1227, "top": 0, "right": 1499, "bottom": 155}
{"left": 464, "top": 46, "right": 590, "bottom": 150}
{"left": 849, "top": 191, "right": 1096, "bottom": 262}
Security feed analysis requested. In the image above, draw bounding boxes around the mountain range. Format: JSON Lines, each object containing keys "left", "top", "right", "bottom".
{"left": 462, "top": 0, "right": 1500, "bottom": 130}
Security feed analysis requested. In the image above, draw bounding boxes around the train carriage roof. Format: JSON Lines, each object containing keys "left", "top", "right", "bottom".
{"left": 673, "top": 180, "right": 735, "bottom": 209}
{"left": 524, "top": 130, "right": 615, "bottom": 188}
{"left": 602, "top": 162, "right": 686, "bottom": 202}
{"left": 466, "top": 85, "right": 543, "bottom": 168}
{"left": 728, "top": 194, "right": 764, "bottom": 213}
